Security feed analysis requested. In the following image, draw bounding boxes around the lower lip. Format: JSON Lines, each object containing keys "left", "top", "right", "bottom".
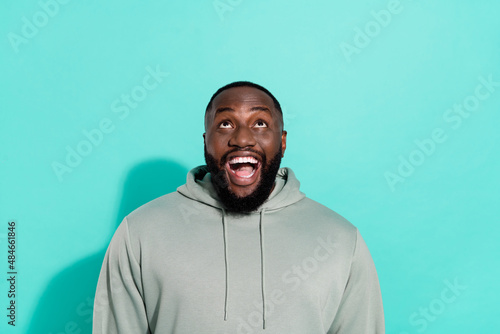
{"left": 225, "top": 161, "right": 261, "bottom": 186}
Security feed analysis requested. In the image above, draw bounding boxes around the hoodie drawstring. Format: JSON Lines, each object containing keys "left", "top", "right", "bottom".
{"left": 259, "top": 208, "right": 267, "bottom": 329}
{"left": 221, "top": 208, "right": 229, "bottom": 321}
{"left": 221, "top": 207, "right": 267, "bottom": 330}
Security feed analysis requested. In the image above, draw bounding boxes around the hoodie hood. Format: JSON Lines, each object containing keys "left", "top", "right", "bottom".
{"left": 177, "top": 165, "right": 305, "bottom": 213}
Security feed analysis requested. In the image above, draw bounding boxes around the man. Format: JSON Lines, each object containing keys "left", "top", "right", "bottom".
{"left": 93, "top": 81, "right": 385, "bottom": 333}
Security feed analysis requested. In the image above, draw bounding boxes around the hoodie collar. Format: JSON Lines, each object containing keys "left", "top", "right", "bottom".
{"left": 177, "top": 165, "right": 305, "bottom": 212}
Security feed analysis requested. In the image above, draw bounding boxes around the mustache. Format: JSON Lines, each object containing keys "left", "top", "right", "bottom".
{"left": 220, "top": 148, "right": 265, "bottom": 166}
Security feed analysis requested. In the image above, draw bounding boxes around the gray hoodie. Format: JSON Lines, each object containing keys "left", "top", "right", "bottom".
{"left": 93, "top": 166, "right": 385, "bottom": 333}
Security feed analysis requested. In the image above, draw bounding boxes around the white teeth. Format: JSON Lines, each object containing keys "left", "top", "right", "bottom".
{"left": 228, "top": 156, "right": 258, "bottom": 164}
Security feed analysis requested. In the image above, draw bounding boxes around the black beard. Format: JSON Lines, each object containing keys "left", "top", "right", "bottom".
{"left": 204, "top": 146, "right": 282, "bottom": 213}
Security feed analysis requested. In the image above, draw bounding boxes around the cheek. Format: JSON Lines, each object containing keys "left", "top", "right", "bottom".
{"left": 205, "top": 135, "right": 225, "bottom": 156}
{"left": 258, "top": 131, "right": 283, "bottom": 148}
{"left": 258, "top": 142, "right": 282, "bottom": 159}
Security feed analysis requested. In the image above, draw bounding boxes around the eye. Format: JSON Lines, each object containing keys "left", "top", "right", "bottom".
{"left": 254, "top": 120, "right": 268, "bottom": 128}
{"left": 219, "top": 121, "right": 233, "bottom": 129}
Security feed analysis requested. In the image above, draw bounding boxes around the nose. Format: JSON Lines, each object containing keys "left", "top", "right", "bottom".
{"left": 228, "top": 126, "right": 256, "bottom": 148}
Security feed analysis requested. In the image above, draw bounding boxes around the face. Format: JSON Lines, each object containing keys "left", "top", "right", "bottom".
{"left": 204, "top": 86, "right": 287, "bottom": 212}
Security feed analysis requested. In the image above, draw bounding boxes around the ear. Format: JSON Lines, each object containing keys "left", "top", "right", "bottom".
{"left": 203, "top": 133, "right": 206, "bottom": 145}
{"left": 281, "top": 130, "right": 287, "bottom": 157}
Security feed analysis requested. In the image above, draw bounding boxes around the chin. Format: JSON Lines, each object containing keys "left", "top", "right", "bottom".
{"left": 204, "top": 146, "right": 282, "bottom": 213}
{"left": 228, "top": 183, "right": 260, "bottom": 199}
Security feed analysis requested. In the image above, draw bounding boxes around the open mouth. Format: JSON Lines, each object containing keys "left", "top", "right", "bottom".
{"left": 225, "top": 156, "right": 261, "bottom": 184}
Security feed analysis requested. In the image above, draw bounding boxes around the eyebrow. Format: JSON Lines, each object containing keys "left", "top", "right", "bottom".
{"left": 214, "top": 106, "right": 272, "bottom": 115}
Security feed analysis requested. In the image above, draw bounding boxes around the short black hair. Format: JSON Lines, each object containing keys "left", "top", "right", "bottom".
{"left": 205, "top": 81, "right": 282, "bottom": 115}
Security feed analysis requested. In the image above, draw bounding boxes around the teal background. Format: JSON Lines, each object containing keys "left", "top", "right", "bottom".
{"left": 1, "top": 0, "right": 499, "bottom": 333}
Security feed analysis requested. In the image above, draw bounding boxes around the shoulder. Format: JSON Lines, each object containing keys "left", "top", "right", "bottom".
{"left": 292, "top": 196, "right": 356, "bottom": 230}
{"left": 129, "top": 191, "right": 183, "bottom": 217}
{"left": 280, "top": 196, "right": 359, "bottom": 247}
{"left": 124, "top": 191, "right": 205, "bottom": 235}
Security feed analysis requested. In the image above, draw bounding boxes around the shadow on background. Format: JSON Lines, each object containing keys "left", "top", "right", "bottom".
{"left": 28, "top": 159, "right": 188, "bottom": 334}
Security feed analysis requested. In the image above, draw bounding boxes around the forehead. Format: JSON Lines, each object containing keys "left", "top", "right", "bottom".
{"left": 206, "top": 86, "right": 280, "bottom": 125}
{"left": 212, "top": 86, "right": 275, "bottom": 109}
